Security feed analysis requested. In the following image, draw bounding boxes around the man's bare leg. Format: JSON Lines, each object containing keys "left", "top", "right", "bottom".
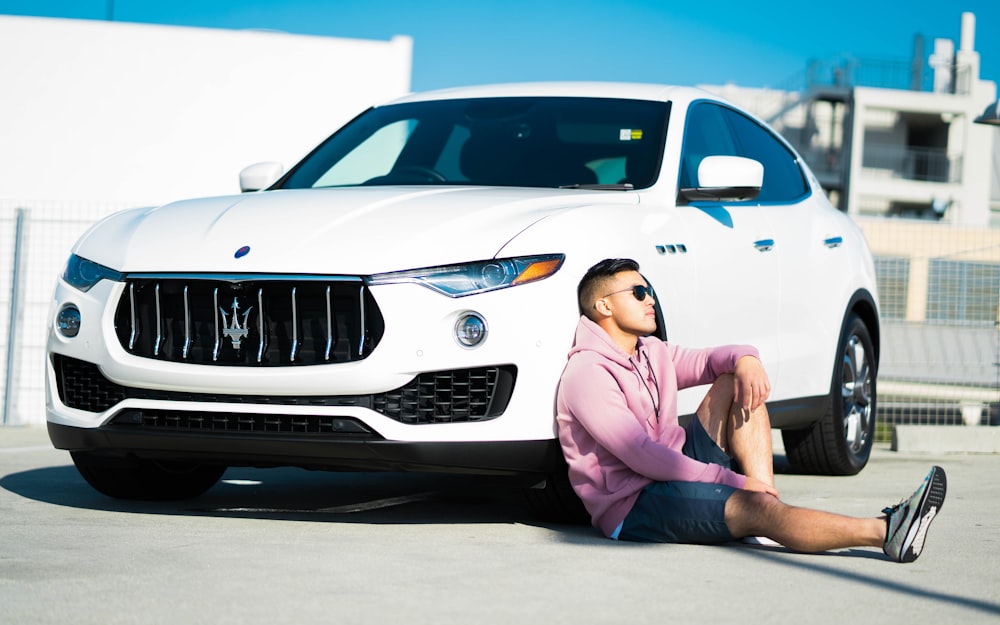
{"left": 726, "top": 491, "right": 885, "bottom": 552}
{"left": 696, "top": 375, "right": 775, "bottom": 486}
{"left": 697, "top": 375, "right": 888, "bottom": 552}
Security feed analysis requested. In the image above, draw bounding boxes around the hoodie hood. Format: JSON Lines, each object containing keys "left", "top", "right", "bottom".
{"left": 568, "top": 315, "right": 648, "bottom": 370}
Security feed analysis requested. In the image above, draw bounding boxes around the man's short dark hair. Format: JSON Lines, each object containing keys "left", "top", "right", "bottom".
{"left": 577, "top": 258, "right": 640, "bottom": 320}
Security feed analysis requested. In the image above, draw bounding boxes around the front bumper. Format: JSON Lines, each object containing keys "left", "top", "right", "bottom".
{"left": 47, "top": 420, "right": 563, "bottom": 476}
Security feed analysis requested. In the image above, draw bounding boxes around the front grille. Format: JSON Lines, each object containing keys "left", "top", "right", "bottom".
{"left": 53, "top": 355, "right": 516, "bottom": 425}
{"left": 113, "top": 277, "right": 385, "bottom": 366}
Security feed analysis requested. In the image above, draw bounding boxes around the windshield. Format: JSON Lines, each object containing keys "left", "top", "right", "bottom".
{"left": 279, "top": 97, "right": 669, "bottom": 190}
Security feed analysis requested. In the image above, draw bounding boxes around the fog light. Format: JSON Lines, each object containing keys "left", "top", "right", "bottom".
{"left": 455, "top": 312, "right": 487, "bottom": 348}
{"left": 56, "top": 305, "right": 82, "bottom": 338}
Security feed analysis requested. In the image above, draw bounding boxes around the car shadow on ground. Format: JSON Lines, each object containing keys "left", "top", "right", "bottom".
{"left": 1, "top": 450, "right": 849, "bottom": 553}
{"left": 2, "top": 451, "right": 797, "bottom": 535}
{"left": 0, "top": 462, "right": 580, "bottom": 527}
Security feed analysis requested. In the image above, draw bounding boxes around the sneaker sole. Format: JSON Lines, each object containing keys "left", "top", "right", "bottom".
{"left": 901, "top": 466, "right": 947, "bottom": 563}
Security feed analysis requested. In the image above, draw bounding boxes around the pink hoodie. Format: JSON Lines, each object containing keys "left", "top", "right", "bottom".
{"left": 556, "top": 316, "right": 757, "bottom": 538}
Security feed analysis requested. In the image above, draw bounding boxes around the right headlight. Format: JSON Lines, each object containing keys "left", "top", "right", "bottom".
{"left": 367, "top": 254, "right": 565, "bottom": 297}
{"left": 62, "top": 254, "right": 124, "bottom": 293}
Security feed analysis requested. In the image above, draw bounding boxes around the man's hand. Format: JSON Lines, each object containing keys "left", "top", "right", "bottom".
{"left": 744, "top": 475, "right": 780, "bottom": 499}
{"left": 733, "top": 355, "right": 771, "bottom": 414}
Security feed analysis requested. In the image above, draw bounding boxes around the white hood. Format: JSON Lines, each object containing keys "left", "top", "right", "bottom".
{"left": 73, "top": 186, "right": 638, "bottom": 275}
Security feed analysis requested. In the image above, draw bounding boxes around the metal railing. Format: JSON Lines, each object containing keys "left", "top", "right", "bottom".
{"left": 2, "top": 208, "right": 28, "bottom": 425}
{"left": 861, "top": 143, "right": 962, "bottom": 183}
{"left": 805, "top": 57, "right": 975, "bottom": 95}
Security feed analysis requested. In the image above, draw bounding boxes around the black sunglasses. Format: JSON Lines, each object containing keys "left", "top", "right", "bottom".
{"left": 603, "top": 285, "right": 651, "bottom": 301}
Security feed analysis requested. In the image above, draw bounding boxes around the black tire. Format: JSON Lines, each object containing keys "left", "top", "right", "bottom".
{"left": 520, "top": 455, "right": 591, "bottom": 525}
{"left": 782, "top": 314, "right": 877, "bottom": 475}
{"left": 71, "top": 451, "right": 225, "bottom": 500}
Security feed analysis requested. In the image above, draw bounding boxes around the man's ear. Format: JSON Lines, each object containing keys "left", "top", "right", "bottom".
{"left": 592, "top": 296, "right": 613, "bottom": 319}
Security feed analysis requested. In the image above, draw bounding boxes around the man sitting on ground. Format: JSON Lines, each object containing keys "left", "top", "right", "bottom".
{"left": 555, "top": 258, "right": 945, "bottom": 563}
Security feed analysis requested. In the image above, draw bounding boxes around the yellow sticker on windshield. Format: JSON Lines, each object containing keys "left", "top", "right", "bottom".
{"left": 619, "top": 129, "right": 643, "bottom": 141}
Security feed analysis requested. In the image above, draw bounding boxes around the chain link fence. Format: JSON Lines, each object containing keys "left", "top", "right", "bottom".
{"left": 859, "top": 218, "right": 1000, "bottom": 437}
{"left": 2, "top": 204, "right": 999, "bottom": 436}
{"left": 1, "top": 200, "right": 145, "bottom": 426}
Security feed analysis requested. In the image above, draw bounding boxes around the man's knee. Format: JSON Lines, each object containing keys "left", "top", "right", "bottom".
{"left": 709, "top": 373, "right": 735, "bottom": 399}
{"left": 698, "top": 374, "right": 735, "bottom": 415}
{"left": 725, "top": 489, "right": 783, "bottom": 536}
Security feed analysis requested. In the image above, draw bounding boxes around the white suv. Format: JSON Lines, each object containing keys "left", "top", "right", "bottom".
{"left": 47, "top": 83, "right": 879, "bottom": 519}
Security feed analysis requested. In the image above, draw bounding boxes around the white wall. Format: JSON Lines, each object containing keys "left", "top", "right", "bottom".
{"left": 0, "top": 16, "right": 413, "bottom": 426}
{"left": 0, "top": 16, "right": 413, "bottom": 205}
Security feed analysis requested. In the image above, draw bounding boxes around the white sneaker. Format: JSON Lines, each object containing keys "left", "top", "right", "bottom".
{"left": 882, "top": 466, "right": 947, "bottom": 563}
{"left": 740, "top": 535, "right": 781, "bottom": 547}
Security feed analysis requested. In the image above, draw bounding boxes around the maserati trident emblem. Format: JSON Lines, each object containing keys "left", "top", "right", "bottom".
{"left": 220, "top": 297, "right": 252, "bottom": 349}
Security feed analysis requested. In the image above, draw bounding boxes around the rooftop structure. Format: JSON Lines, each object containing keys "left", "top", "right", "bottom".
{"left": 704, "top": 11, "right": 998, "bottom": 228}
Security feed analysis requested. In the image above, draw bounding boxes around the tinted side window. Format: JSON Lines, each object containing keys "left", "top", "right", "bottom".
{"left": 679, "top": 103, "right": 739, "bottom": 189}
{"left": 723, "top": 108, "right": 808, "bottom": 202}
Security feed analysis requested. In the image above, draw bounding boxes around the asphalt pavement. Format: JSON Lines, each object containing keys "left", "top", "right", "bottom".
{"left": 2, "top": 425, "right": 999, "bottom": 625}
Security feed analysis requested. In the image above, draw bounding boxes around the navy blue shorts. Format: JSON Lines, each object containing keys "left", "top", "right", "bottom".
{"left": 617, "top": 417, "right": 738, "bottom": 544}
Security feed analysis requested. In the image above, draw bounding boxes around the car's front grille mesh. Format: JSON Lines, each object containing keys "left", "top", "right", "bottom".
{"left": 52, "top": 355, "right": 516, "bottom": 425}
{"left": 111, "top": 409, "right": 376, "bottom": 437}
{"left": 55, "top": 355, "right": 127, "bottom": 412}
{"left": 113, "top": 277, "right": 385, "bottom": 366}
{"left": 373, "top": 368, "right": 510, "bottom": 424}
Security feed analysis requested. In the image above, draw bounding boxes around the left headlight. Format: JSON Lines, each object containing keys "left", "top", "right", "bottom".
{"left": 62, "top": 254, "right": 124, "bottom": 292}
{"left": 367, "top": 254, "right": 564, "bottom": 297}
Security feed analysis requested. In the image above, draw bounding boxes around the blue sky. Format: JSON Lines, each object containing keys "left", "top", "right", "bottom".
{"left": 2, "top": 0, "right": 997, "bottom": 93}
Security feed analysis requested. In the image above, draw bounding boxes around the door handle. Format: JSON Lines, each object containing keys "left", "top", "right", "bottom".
{"left": 753, "top": 239, "right": 775, "bottom": 252}
{"left": 824, "top": 236, "right": 843, "bottom": 248}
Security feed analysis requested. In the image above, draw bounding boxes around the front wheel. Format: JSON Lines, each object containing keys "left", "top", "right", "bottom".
{"left": 782, "top": 314, "right": 877, "bottom": 475}
{"left": 71, "top": 452, "right": 225, "bottom": 500}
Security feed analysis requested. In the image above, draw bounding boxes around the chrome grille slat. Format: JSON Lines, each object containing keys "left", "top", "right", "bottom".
{"left": 324, "top": 286, "right": 333, "bottom": 362}
{"left": 357, "top": 284, "right": 365, "bottom": 357}
{"left": 128, "top": 282, "right": 138, "bottom": 351}
{"left": 212, "top": 288, "right": 221, "bottom": 361}
{"left": 153, "top": 283, "right": 163, "bottom": 356}
{"left": 290, "top": 286, "right": 299, "bottom": 362}
{"left": 256, "top": 287, "right": 266, "bottom": 364}
{"left": 182, "top": 285, "right": 192, "bottom": 359}
{"left": 114, "top": 277, "right": 383, "bottom": 367}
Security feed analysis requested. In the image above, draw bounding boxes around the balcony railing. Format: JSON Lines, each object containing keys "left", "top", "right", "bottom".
{"left": 861, "top": 143, "right": 962, "bottom": 183}
{"left": 806, "top": 58, "right": 974, "bottom": 95}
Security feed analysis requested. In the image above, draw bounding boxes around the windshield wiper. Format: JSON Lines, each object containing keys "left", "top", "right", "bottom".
{"left": 558, "top": 183, "right": 635, "bottom": 191}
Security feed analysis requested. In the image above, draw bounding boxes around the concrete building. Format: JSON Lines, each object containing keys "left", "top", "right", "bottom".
{"left": 705, "top": 12, "right": 997, "bottom": 229}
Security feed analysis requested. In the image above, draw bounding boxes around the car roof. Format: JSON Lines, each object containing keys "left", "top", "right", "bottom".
{"left": 384, "top": 82, "right": 719, "bottom": 107}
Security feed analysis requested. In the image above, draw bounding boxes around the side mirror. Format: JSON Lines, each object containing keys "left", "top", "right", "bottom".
{"left": 239, "top": 162, "right": 284, "bottom": 193}
{"left": 678, "top": 155, "right": 763, "bottom": 203}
